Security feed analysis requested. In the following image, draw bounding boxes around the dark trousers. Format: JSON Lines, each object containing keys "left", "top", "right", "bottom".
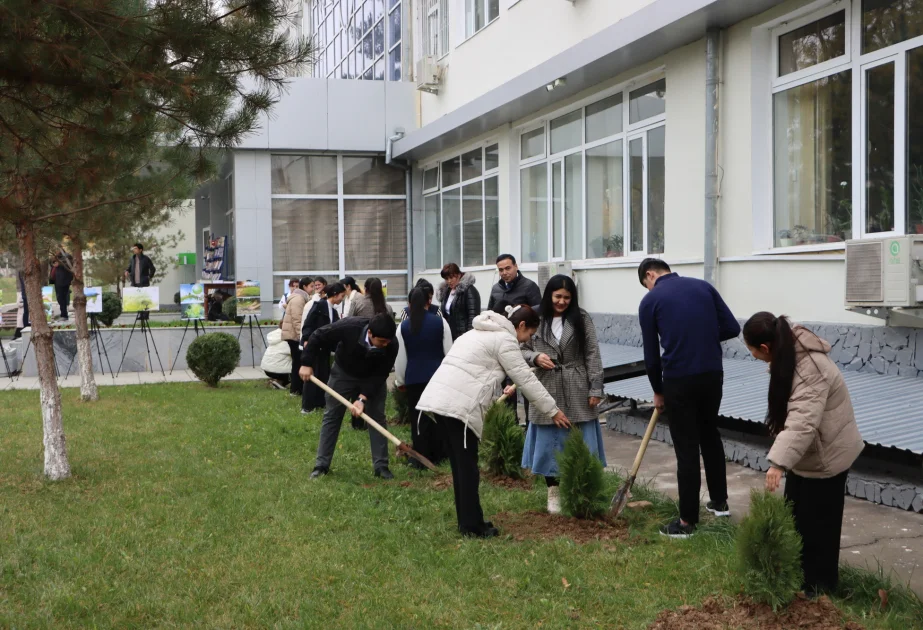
{"left": 265, "top": 371, "right": 290, "bottom": 386}
{"left": 301, "top": 351, "right": 331, "bottom": 412}
{"left": 286, "top": 341, "right": 302, "bottom": 395}
{"left": 663, "top": 371, "right": 727, "bottom": 525}
{"left": 785, "top": 469, "right": 849, "bottom": 593}
{"left": 315, "top": 364, "right": 389, "bottom": 471}
{"left": 406, "top": 383, "right": 446, "bottom": 465}
{"left": 57, "top": 287, "right": 70, "bottom": 319}
{"left": 435, "top": 414, "right": 487, "bottom": 534}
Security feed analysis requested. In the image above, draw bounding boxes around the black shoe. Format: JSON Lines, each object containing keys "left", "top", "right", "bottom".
{"left": 310, "top": 467, "right": 329, "bottom": 479}
{"left": 706, "top": 501, "right": 731, "bottom": 517}
{"left": 461, "top": 526, "right": 500, "bottom": 539}
{"left": 374, "top": 467, "right": 394, "bottom": 480}
{"left": 659, "top": 518, "right": 695, "bottom": 539}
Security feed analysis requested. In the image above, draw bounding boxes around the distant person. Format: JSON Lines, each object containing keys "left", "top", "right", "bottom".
{"left": 300, "top": 283, "right": 347, "bottom": 413}
{"left": 437, "top": 263, "right": 480, "bottom": 341}
{"left": 336, "top": 277, "right": 361, "bottom": 318}
{"left": 395, "top": 287, "right": 453, "bottom": 468}
{"left": 352, "top": 278, "right": 393, "bottom": 319}
{"left": 301, "top": 314, "right": 399, "bottom": 480}
{"left": 487, "top": 254, "right": 541, "bottom": 311}
{"left": 301, "top": 276, "right": 328, "bottom": 333}
{"left": 14, "top": 271, "right": 29, "bottom": 338}
{"left": 207, "top": 291, "right": 231, "bottom": 322}
{"left": 49, "top": 253, "right": 74, "bottom": 321}
{"left": 638, "top": 258, "right": 740, "bottom": 539}
{"left": 260, "top": 327, "right": 292, "bottom": 389}
{"left": 124, "top": 243, "right": 156, "bottom": 288}
{"left": 744, "top": 312, "right": 864, "bottom": 597}
{"left": 399, "top": 278, "right": 442, "bottom": 322}
{"left": 281, "top": 277, "right": 312, "bottom": 396}
{"left": 278, "top": 278, "right": 301, "bottom": 310}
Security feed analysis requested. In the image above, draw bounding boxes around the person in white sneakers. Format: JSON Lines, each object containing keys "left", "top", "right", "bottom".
{"left": 515, "top": 275, "right": 606, "bottom": 515}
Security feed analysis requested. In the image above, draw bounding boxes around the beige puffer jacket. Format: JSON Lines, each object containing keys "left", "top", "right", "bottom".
{"left": 767, "top": 327, "right": 864, "bottom": 478}
{"left": 417, "top": 311, "right": 559, "bottom": 440}
{"left": 281, "top": 289, "right": 309, "bottom": 342}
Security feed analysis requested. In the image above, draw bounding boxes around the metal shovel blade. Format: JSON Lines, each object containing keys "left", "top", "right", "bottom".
{"left": 396, "top": 442, "right": 439, "bottom": 472}
{"left": 609, "top": 474, "right": 636, "bottom": 518}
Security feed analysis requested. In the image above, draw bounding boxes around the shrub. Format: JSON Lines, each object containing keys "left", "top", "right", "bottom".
{"left": 186, "top": 333, "right": 241, "bottom": 387}
{"left": 222, "top": 297, "right": 243, "bottom": 323}
{"left": 736, "top": 489, "right": 804, "bottom": 611}
{"left": 481, "top": 401, "right": 524, "bottom": 479}
{"left": 390, "top": 386, "right": 410, "bottom": 424}
{"left": 557, "top": 429, "right": 607, "bottom": 519}
{"left": 173, "top": 291, "right": 181, "bottom": 305}
{"left": 99, "top": 292, "right": 123, "bottom": 326}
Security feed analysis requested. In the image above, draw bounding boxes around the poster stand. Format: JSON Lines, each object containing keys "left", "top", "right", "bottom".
{"left": 15, "top": 332, "right": 60, "bottom": 381}
{"left": 170, "top": 319, "right": 205, "bottom": 374}
{"left": 63, "top": 314, "right": 114, "bottom": 378}
{"left": 0, "top": 337, "right": 12, "bottom": 381}
{"left": 236, "top": 314, "right": 266, "bottom": 369}
{"left": 117, "top": 310, "right": 165, "bottom": 377}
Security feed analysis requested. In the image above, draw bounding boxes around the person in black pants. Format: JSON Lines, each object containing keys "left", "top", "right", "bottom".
{"left": 394, "top": 287, "right": 453, "bottom": 467}
{"left": 300, "top": 283, "right": 346, "bottom": 413}
{"left": 49, "top": 254, "right": 74, "bottom": 321}
{"left": 638, "top": 258, "right": 741, "bottom": 539}
{"left": 281, "top": 277, "right": 312, "bottom": 396}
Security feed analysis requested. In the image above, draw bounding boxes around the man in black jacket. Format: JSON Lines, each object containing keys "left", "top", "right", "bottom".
{"left": 300, "top": 314, "right": 399, "bottom": 480}
{"left": 486, "top": 254, "right": 542, "bottom": 311}
{"left": 49, "top": 254, "right": 74, "bottom": 321}
{"left": 124, "top": 243, "right": 156, "bottom": 287}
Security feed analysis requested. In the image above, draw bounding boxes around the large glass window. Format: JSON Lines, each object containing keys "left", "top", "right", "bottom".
{"left": 422, "top": 144, "right": 500, "bottom": 269}
{"left": 778, "top": 10, "right": 846, "bottom": 76}
{"left": 907, "top": 46, "right": 923, "bottom": 234}
{"left": 862, "top": 0, "right": 923, "bottom": 53}
{"left": 422, "top": 0, "right": 450, "bottom": 58}
{"left": 311, "top": 0, "right": 402, "bottom": 80}
{"left": 519, "top": 78, "right": 666, "bottom": 261}
{"left": 465, "top": 0, "right": 498, "bottom": 38}
{"left": 271, "top": 154, "right": 408, "bottom": 298}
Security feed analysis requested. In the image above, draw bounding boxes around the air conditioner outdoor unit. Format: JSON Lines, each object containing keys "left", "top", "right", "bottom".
{"left": 415, "top": 56, "right": 442, "bottom": 94}
{"left": 537, "top": 261, "right": 574, "bottom": 290}
{"left": 844, "top": 236, "right": 923, "bottom": 308}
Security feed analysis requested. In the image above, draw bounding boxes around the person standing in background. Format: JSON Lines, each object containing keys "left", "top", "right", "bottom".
{"left": 336, "top": 277, "right": 361, "bottom": 318}
{"left": 638, "top": 258, "right": 740, "bottom": 539}
{"left": 124, "top": 243, "right": 156, "bottom": 288}
{"left": 279, "top": 278, "right": 301, "bottom": 310}
{"left": 49, "top": 253, "right": 74, "bottom": 321}
{"left": 352, "top": 278, "right": 394, "bottom": 319}
{"left": 400, "top": 278, "right": 442, "bottom": 322}
{"left": 437, "top": 263, "right": 480, "bottom": 341}
{"left": 281, "top": 277, "right": 312, "bottom": 397}
{"left": 300, "top": 283, "right": 347, "bottom": 413}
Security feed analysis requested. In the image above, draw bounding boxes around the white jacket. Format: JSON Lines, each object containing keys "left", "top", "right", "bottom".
{"left": 416, "top": 311, "right": 559, "bottom": 440}
{"left": 336, "top": 290, "right": 359, "bottom": 318}
{"left": 260, "top": 328, "right": 292, "bottom": 375}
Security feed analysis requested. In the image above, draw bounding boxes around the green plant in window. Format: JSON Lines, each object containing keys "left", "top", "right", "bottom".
{"left": 602, "top": 234, "right": 624, "bottom": 257}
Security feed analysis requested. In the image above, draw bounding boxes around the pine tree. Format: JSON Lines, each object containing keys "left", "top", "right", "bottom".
{"left": 481, "top": 401, "right": 525, "bottom": 479}
{"left": 0, "top": 0, "right": 311, "bottom": 479}
{"left": 557, "top": 429, "right": 607, "bottom": 519}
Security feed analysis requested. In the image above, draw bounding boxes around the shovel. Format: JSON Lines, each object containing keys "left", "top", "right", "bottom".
{"left": 609, "top": 409, "right": 660, "bottom": 518}
{"left": 308, "top": 375, "right": 439, "bottom": 472}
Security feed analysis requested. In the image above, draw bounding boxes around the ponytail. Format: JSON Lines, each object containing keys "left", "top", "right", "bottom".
{"left": 407, "top": 287, "right": 428, "bottom": 335}
{"left": 743, "top": 312, "right": 796, "bottom": 435}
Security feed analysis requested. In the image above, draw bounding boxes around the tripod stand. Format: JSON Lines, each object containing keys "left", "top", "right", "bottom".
{"left": 170, "top": 318, "right": 206, "bottom": 374}
{"left": 0, "top": 336, "right": 12, "bottom": 381}
{"left": 15, "top": 331, "right": 60, "bottom": 381}
{"left": 237, "top": 314, "right": 267, "bottom": 368}
{"left": 116, "top": 311, "right": 165, "bottom": 377}
{"left": 63, "top": 314, "right": 114, "bottom": 378}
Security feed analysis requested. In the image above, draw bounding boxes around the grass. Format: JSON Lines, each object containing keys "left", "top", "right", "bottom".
{"left": 1, "top": 382, "right": 921, "bottom": 629}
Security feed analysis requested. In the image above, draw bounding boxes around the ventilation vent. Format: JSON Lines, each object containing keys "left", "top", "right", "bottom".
{"left": 846, "top": 241, "right": 883, "bottom": 303}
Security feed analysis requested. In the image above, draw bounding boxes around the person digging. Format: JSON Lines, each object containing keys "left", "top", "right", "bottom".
{"left": 300, "top": 314, "right": 399, "bottom": 480}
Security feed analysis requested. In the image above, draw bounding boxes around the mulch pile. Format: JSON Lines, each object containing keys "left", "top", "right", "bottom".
{"left": 492, "top": 511, "right": 631, "bottom": 543}
{"left": 647, "top": 595, "right": 865, "bottom": 630}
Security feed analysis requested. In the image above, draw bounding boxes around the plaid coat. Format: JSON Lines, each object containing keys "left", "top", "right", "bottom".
{"left": 521, "top": 309, "right": 604, "bottom": 425}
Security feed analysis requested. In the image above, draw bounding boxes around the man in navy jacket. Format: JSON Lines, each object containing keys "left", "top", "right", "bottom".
{"left": 638, "top": 258, "right": 740, "bottom": 539}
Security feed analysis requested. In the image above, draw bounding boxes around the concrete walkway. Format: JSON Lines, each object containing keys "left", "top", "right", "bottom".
{"left": 0, "top": 366, "right": 266, "bottom": 390}
{"left": 601, "top": 429, "right": 923, "bottom": 597}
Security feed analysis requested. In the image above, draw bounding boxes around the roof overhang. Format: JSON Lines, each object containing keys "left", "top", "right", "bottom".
{"left": 393, "top": 0, "right": 786, "bottom": 161}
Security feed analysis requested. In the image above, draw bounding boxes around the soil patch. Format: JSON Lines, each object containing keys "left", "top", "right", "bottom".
{"left": 492, "top": 511, "right": 630, "bottom": 544}
{"left": 647, "top": 595, "right": 865, "bottom": 630}
{"left": 483, "top": 472, "right": 535, "bottom": 491}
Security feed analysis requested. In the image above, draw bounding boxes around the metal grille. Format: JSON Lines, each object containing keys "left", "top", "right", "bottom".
{"left": 421, "top": 0, "right": 448, "bottom": 58}
{"left": 846, "top": 241, "right": 883, "bottom": 303}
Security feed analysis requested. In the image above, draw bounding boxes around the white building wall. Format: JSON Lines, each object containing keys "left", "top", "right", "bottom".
{"left": 154, "top": 200, "right": 197, "bottom": 303}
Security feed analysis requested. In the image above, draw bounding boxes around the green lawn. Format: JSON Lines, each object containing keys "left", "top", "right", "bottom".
{"left": 1, "top": 383, "right": 920, "bottom": 629}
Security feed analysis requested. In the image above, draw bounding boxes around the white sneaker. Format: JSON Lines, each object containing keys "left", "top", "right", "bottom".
{"left": 547, "top": 486, "right": 562, "bottom": 515}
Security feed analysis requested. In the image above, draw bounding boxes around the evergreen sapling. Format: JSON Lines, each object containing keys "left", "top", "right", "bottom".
{"left": 557, "top": 429, "right": 608, "bottom": 519}
{"left": 481, "top": 401, "right": 525, "bottom": 479}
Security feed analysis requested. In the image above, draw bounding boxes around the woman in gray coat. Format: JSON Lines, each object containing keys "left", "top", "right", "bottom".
{"left": 518, "top": 275, "right": 605, "bottom": 514}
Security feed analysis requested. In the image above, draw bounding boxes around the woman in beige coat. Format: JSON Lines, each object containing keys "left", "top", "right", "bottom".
{"left": 280, "top": 277, "right": 311, "bottom": 396}
{"left": 743, "top": 312, "right": 864, "bottom": 596}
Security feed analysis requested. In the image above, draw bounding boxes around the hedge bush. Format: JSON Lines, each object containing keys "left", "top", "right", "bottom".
{"left": 481, "top": 401, "right": 524, "bottom": 479}
{"left": 390, "top": 386, "right": 410, "bottom": 424}
{"left": 736, "top": 489, "right": 804, "bottom": 611}
{"left": 99, "top": 292, "right": 123, "bottom": 326}
{"left": 186, "top": 333, "right": 241, "bottom": 387}
{"left": 557, "top": 429, "right": 607, "bottom": 519}
{"left": 222, "top": 297, "right": 243, "bottom": 323}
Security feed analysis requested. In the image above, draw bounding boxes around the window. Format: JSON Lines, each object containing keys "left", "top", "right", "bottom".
{"left": 769, "top": 1, "right": 923, "bottom": 247}
{"left": 422, "top": 144, "right": 501, "bottom": 269}
{"left": 311, "top": 0, "right": 402, "bottom": 81}
{"left": 518, "top": 78, "right": 667, "bottom": 262}
{"left": 465, "top": 0, "right": 498, "bottom": 39}
{"left": 271, "top": 154, "right": 408, "bottom": 298}
{"left": 422, "top": 0, "right": 449, "bottom": 58}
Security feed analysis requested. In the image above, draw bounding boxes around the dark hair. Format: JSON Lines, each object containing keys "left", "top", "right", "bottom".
{"left": 288, "top": 279, "right": 299, "bottom": 287}
{"left": 407, "top": 287, "right": 429, "bottom": 335}
{"left": 539, "top": 274, "right": 586, "bottom": 356}
{"left": 324, "top": 282, "right": 346, "bottom": 298}
{"left": 299, "top": 276, "right": 314, "bottom": 290}
{"left": 414, "top": 277, "right": 435, "bottom": 297}
{"left": 743, "top": 312, "right": 796, "bottom": 435}
{"left": 637, "top": 258, "right": 671, "bottom": 286}
{"left": 496, "top": 254, "right": 516, "bottom": 266}
{"left": 492, "top": 300, "right": 540, "bottom": 329}
{"left": 440, "top": 263, "right": 462, "bottom": 279}
{"left": 314, "top": 276, "right": 327, "bottom": 287}
{"left": 134, "top": 243, "right": 144, "bottom": 250}
{"left": 364, "top": 278, "right": 388, "bottom": 314}
{"left": 369, "top": 313, "right": 396, "bottom": 339}
{"left": 339, "top": 276, "right": 360, "bottom": 292}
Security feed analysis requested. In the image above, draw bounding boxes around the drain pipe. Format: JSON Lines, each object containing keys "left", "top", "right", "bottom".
{"left": 704, "top": 28, "right": 720, "bottom": 287}
{"left": 385, "top": 128, "right": 413, "bottom": 288}
{"left": 386, "top": 128, "right": 405, "bottom": 165}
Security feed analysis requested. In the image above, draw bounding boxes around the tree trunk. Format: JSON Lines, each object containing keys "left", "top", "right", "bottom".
{"left": 17, "top": 222, "right": 71, "bottom": 480}
{"left": 70, "top": 238, "right": 98, "bottom": 401}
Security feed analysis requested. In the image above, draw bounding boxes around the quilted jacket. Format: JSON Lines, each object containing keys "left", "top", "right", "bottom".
{"left": 437, "top": 272, "right": 481, "bottom": 340}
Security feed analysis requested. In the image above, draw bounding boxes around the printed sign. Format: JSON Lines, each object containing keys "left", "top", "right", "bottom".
{"left": 180, "top": 283, "right": 205, "bottom": 305}
{"left": 41, "top": 286, "right": 54, "bottom": 318}
{"left": 236, "top": 280, "right": 261, "bottom": 315}
{"left": 122, "top": 287, "right": 160, "bottom": 312}
{"left": 84, "top": 287, "right": 103, "bottom": 314}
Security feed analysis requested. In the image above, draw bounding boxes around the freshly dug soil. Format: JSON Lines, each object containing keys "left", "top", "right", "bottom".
{"left": 492, "top": 510, "right": 630, "bottom": 544}
{"left": 648, "top": 595, "right": 865, "bottom": 630}
{"left": 483, "top": 472, "right": 535, "bottom": 491}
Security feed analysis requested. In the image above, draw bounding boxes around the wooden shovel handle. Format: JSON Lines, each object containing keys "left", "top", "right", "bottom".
{"left": 629, "top": 409, "right": 660, "bottom": 478}
{"left": 497, "top": 384, "right": 517, "bottom": 403}
{"left": 309, "top": 375, "right": 401, "bottom": 448}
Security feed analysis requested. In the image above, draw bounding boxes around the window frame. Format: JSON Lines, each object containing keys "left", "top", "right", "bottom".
{"left": 463, "top": 0, "right": 499, "bottom": 41}
{"left": 311, "top": 0, "right": 403, "bottom": 81}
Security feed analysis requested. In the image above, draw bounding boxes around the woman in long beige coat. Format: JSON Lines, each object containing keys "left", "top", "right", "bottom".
{"left": 281, "top": 277, "right": 311, "bottom": 396}
{"left": 743, "top": 312, "right": 864, "bottom": 597}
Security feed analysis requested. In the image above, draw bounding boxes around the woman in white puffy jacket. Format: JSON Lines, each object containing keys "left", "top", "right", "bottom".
{"left": 260, "top": 328, "right": 293, "bottom": 389}
{"left": 417, "top": 302, "right": 569, "bottom": 538}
